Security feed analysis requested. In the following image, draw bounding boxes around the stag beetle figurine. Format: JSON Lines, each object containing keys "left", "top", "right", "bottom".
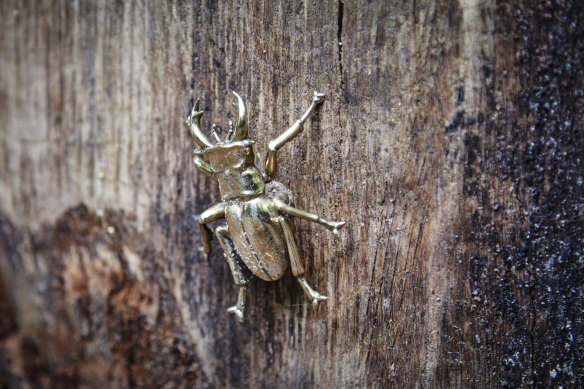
{"left": 185, "top": 91, "right": 345, "bottom": 322}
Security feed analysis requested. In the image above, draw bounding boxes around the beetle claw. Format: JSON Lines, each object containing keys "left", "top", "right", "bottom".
{"left": 227, "top": 306, "right": 245, "bottom": 322}
{"left": 311, "top": 294, "right": 328, "bottom": 307}
{"left": 330, "top": 221, "right": 346, "bottom": 238}
{"left": 226, "top": 286, "right": 246, "bottom": 322}
{"left": 313, "top": 91, "right": 325, "bottom": 104}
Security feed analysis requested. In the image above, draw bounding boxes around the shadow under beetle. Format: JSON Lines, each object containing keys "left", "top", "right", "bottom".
{"left": 185, "top": 91, "right": 345, "bottom": 322}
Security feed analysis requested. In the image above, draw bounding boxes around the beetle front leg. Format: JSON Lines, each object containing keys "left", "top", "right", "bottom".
{"left": 197, "top": 202, "right": 226, "bottom": 261}
{"left": 193, "top": 153, "right": 217, "bottom": 181}
{"left": 263, "top": 91, "right": 325, "bottom": 182}
{"left": 276, "top": 216, "right": 328, "bottom": 307}
{"left": 273, "top": 199, "right": 345, "bottom": 238}
{"left": 215, "top": 225, "right": 248, "bottom": 322}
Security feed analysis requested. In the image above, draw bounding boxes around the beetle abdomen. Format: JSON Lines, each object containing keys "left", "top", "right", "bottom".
{"left": 225, "top": 198, "right": 288, "bottom": 281}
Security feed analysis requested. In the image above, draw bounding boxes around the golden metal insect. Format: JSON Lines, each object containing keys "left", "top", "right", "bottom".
{"left": 185, "top": 91, "right": 345, "bottom": 322}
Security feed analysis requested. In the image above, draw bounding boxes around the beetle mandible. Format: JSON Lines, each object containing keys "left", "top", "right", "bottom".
{"left": 185, "top": 91, "right": 345, "bottom": 322}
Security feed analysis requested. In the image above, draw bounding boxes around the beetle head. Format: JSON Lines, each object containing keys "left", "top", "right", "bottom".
{"left": 188, "top": 91, "right": 255, "bottom": 171}
{"left": 198, "top": 139, "right": 255, "bottom": 171}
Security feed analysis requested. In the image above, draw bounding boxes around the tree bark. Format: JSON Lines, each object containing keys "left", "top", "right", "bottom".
{"left": 1, "top": 1, "right": 582, "bottom": 387}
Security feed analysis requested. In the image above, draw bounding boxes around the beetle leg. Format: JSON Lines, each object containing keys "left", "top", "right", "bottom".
{"left": 215, "top": 225, "right": 248, "bottom": 322}
{"left": 273, "top": 199, "right": 346, "bottom": 238}
{"left": 263, "top": 91, "right": 325, "bottom": 182}
{"left": 193, "top": 154, "right": 217, "bottom": 181}
{"left": 227, "top": 286, "right": 247, "bottom": 323}
{"left": 198, "top": 202, "right": 226, "bottom": 261}
{"left": 276, "top": 216, "right": 328, "bottom": 307}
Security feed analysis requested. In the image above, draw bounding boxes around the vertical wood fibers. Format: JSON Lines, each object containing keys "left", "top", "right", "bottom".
{"left": 0, "top": 1, "right": 582, "bottom": 387}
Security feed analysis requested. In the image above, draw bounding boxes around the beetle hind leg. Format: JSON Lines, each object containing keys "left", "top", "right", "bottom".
{"left": 215, "top": 225, "right": 248, "bottom": 322}
{"left": 297, "top": 276, "right": 328, "bottom": 306}
{"left": 276, "top": 216, "right": 328, "bottom": 307}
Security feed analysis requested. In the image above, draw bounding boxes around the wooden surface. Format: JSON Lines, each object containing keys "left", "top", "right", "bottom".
{"left": 0, "top": 1, "right": 582, "bottom": 387}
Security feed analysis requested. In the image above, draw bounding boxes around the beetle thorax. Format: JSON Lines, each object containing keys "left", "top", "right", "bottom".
{"left": 202, "top": 140, "right": 265, "bottom": 201}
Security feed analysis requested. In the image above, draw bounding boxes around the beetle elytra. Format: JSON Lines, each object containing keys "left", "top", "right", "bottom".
{"left": 185, "top": 91, "right": 345, "bottom": 322}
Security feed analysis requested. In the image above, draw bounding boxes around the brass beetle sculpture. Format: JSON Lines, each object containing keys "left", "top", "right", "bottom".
{"left": 185, "top": 91, "right": 345, "bottom": 322}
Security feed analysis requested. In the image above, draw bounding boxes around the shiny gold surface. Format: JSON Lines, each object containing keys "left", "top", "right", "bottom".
{"left": 186, "top": 91, "right": 345, "bottom": 322}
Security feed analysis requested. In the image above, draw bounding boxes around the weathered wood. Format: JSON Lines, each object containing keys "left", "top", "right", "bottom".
{"left": 0, "top": 0, "right": 582, "bottom": 387}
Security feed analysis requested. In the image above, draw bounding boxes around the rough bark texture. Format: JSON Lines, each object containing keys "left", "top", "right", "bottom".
{"left": 0, "top": 1, "right": 582, "bottom": 387}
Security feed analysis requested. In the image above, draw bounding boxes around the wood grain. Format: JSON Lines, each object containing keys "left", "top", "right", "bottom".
{"left": 0, "top": 0, "right": 582, "bottom": 387}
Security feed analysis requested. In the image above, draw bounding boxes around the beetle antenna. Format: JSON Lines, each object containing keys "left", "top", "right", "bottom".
{"left": 211, "top": 124, "right": 221, "bottom": 143}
